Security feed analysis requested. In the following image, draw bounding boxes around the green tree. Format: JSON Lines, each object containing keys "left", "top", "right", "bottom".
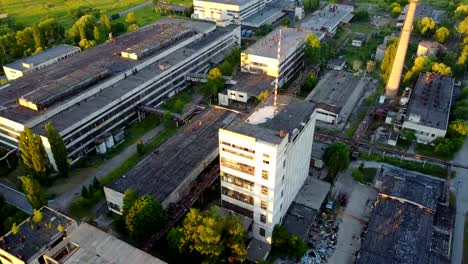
{"left": 11, "top": 223, "right": 19, "bottom": 235}
{"left": 431, "top": 63, "right": 452, "bottom": 76}
{"left": 301, "top": 72, "right": 318, "bottom": 93}
{"left": 126, "top": 12, "right": 137, "bottom": 25}
{"left": 391, "top": 3, "right": 401, "bottom": 18}
{"left": 449, "top": 119, "right": 468, "bottom": 136}
{"left": 174, "top": 207, "right": 247, "bottom": 263}
{"left": 15, "top": 27, "right": 35, "bottom": 55}
{"left": 32, "top": 209, "right": 43, "bottom": 223}
{"left": 415, "top": 17, "right": 436, "bottom": 37}
{"left": 78, "top": 39, "right": 97, "bottom": 49}
{"left": 163, "top": 110, "right": 175, "bottom": 128}
{"left": 45, "top": 122, "right": 69, "bottom": 177}
{"left": 203, "top": 67, "right": 224, "bottom": 98}
{"left": 123, "top": 188, "right": 139, "bottom": 214}
{"left": 305, "top": 34, "right": 320, "bottom": 65}
{"left": 434, "top": 27, "right": 450, "bottom": 43}
{"left": 100, "top": 15, "right": 112, "bottom": 35}
{"left": 403, "top": 56, "right": 432, "bottom": 85}
{"left": 81, "top": 185, "right": 90, "bottom": 198}
{"left": 18, "top": 127, "right": 50, "bottom": 181}
{"left": 456, "top": 17, "right": 468, "bottom": 35}
{"left": 127, "top": 24, "right": 140, "bottom": 32}
{"left": 457, "top": 45, "right": 468, "bottom": 65}
{"left": 255, "top": 24, "right": 274, "bottom": 37}
{"left": 380, "top": 39, "right": 398, "bottom": 83}
{"left": 218, "top": 61, "right": 234, "bottom": 76}
{"left": 68, "top": 15, "right": 96, "bottom": 43}
{"left": 32, "top": 24, "right": 44, "bottom": 52}
{"left": 272, "top": 225, "right": 307, "bottom": 258}
{"left": 57, "top": 224, "right": 64, "bottom": 232}
{"left": 90, "top": 177, "right": 102, "bottom": 193}
{"left": 20, "top": 176, "right": 46, "bottom": 209}
{"left": 323, "top": 142, "right": 351, "bottom": 179}
{"left": 136, "top": 139, "right": 145, "bottom": 156}
{"left": 93, "top": 26, "right": 101, "bottom": 41}
{"left": 125, "top": 195, "right": 167, "bottom": 241}
{"left": 455, "top": 4, "right": 468, "bottom": 17}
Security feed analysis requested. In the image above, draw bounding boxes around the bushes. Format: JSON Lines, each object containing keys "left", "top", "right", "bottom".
{"left": 359, "top": 153, "right": 447, "bottom": 178}
{"left": 272, "top": 225, "right": 307, "bottom": 258}
{"left": 0, "top": 194, "right": 28, "bottom": 235}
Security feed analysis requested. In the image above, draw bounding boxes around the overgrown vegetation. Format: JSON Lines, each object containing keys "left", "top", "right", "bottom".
{"left": 167, "top": 206, "right": 247, "bottom": 263}
{"left": 160, "top": 90, "right": 193, "bottom": 114}
{"left": 0, "top": 195, "right": 28, "bottom": 235}
{"left": 271, "top": 225, "right": 308, "bottom": 259}
{"left": 352, "top": 163, "right": 377, "bottom": 184}
{"left": 323, "top": 142, "right": 351, "bottom": 181}
{"left": 359, "top": 153, "right": 447, "bottom": 178}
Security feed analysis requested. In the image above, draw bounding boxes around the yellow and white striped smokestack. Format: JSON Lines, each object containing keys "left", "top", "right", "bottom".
{"left": 385, "top": 0, "right": 419, "bottom": 97}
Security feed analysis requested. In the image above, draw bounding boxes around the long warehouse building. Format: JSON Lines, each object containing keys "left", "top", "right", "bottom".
{"left": 0, "top": 18, "right": 240, "bottom": 163}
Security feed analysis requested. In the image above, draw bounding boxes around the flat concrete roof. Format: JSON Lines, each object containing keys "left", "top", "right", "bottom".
{"left": 301, "top": 4, "right": 354, "bottom": 37}
{"left": 242, "top": 5, "right": 285, "bottom": 28}
{"left": 283, "top": 203, "right": 318, "bottom": 240}
{"left": 228, "top": 71, "right": 275, "bottom": 96}
{"left": 306, "top": 70, "right": 360, "bottom": 114}
{"left": 0, "top": 207, "right": 76, "bottom": 261}
{"left": 32, "top": 27, "right": 231, "bottom": 135}
{"left": 294, "top": 176, "right": 331, "bottom": 211}
{"left": 4, "top": 44, "right": 80, "bottom": 72}
{"left": 405, "top": 72, "right": 454, "bottom": 131}
{"left": 108, "top": 108, "right": 237, "bottom": 200}
{"left": 196, "top": 0, "right": 251, "bottom": 6}
{"left": 246, "top": 239, "right": 271, "bottom": 262}
{"left": 0, "top": 18, "right": 215, "bottom": 125}
{"left": 225, "top": 95, "right": 315, "bottom": 144}
{"left": 65, "top": 223, "right": 166, "bottom": 264}
{"left": 243, "top": 27, "right": 308, "bottom": 61}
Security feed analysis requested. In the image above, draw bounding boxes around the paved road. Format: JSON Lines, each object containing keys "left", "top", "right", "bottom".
{"left": 0, "top": 183, "right": 33, "bottom": 214}
{"left": 118, "top": 1, "right": 152, "bottom": 17}
{"left": 49, "top": 125, "right": 164, "bottom": 211}
{"left": 451, "top": 140, "right": 468, "bottom": 264}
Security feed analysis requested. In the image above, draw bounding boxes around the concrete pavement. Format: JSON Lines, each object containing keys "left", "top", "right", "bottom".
{"left": 451, "top": 140, "right": 468, "bottom": 264}
{"left": 49, "top": 125, "right": 164, "bottom": 211}
{"left": 0, "top": 183, "right": 33, "bottom": 214}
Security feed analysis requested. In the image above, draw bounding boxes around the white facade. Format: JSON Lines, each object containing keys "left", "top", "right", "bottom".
{"left": 219, "top": 110, "right": 317, "bottom": 243}
{"left": 402, "top": 113, "right": 447, "bottom": 144}
{"left": 241, "top": 28, "right": 308, "bottom": 87}
{"left": 192, "top": 0, "right": 265, "bottom": 25}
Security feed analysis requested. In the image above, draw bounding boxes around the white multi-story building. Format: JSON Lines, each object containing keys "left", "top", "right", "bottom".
{"left": 219, "top": 95, "right": 317, "bottom": 243}
{"left": 192, "top": 0, "right": 266, "bottom": 25}
{"left": 241, "top": 27, "right": 308, "bottom": 87}
{"left": 402, "top": 72, "right": 454, "bottom": 144}
{"left": 3, "top": 44, "right": 81, "bottom": 80}
{"left": 0, "top": 19, "right": 240, "bottom": 163}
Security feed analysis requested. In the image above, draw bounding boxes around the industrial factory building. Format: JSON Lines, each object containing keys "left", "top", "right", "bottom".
{"left": 0, "top": 207, "right": 166, "bottom": 264}
{"left": 306, "top": 70, "right": 368, "bottom": 129}
{"left": 2, "top": 44, "right": 81, "bottom": 81}
{"left": 402, "top": 73, "right": 454, "bottom": 144}
{"left": 0, "top": 19, "right": 240, "bottom": 163}
{"left": 218, "top": 94, "right": 317, "bottom": 243}
{"left": 300, "top": 4, "right": 354, "bottom": 41}
{"left": 241, "top": 27, "right": 308, "bottom": 87}
{"left": 192, "top": 0, "right": 293, "bottom": 28}
{"left": 357, "top": 166, "right": 452, "bottom": 264}
{"left": 192, "top": 0, "right": 266, "bottom": 26}
{"left": 104, "top": 108, "right": 238, "bottom": 213}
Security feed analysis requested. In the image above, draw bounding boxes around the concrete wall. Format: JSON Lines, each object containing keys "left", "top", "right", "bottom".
{"left": 402, "top": 121, "right": 446, "bottom": 144}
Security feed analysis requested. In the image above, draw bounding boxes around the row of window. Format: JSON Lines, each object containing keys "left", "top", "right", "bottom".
{"left": 221, "top": 147, "right": 254, "bottom": 160}
{"left": 220, "top": 157, "right": 255, "bottom": 176}
{"left": 222, "top": 187, "right": 254, "bottom": 205}
{"left": 221, "top": 172, "right": 255, "bottom": 191}
{"left": 220, "top": 141, "right": 255, "bottom": 154}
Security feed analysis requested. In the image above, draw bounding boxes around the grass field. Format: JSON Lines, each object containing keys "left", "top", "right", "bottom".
{"left": 0, "top": 0, "right": 147, "bottom": 27}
